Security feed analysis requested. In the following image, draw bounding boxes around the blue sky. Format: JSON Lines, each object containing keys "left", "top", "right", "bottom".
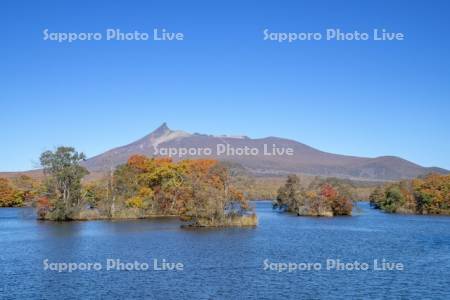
{"left": 1, "top": 0, "right": 449, "bottom": 171}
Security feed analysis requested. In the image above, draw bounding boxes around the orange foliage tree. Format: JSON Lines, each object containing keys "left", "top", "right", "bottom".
{"left": 112, "top": 155, "right": 252, "bottom": 223}
{"left": 370, "top": 173, "right": 450, "bottom": 214}
{"left": 0, "top": 177, "right": 28, "bottom": 207}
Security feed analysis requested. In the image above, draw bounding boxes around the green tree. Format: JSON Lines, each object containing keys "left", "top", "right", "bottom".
{"left": 274, "top": 174, "right": 304, "bottom": 213}
{"left": 382, "top": 185, "right": 405, "bottom": 213}
{"left": 369, "top": 186, "right": 385, "bottom": 209}
{"left": 39, "top": 147, "right": 88, "bottom": 220}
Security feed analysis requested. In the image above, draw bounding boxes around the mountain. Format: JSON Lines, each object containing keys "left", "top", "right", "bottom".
{"left": 80, "top": 123, "right": 448, "bottom": 181}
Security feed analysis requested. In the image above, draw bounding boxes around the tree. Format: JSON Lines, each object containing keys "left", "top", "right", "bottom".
{"left": 382, "top": 185, "right": 405, "bottom": 213}
{"left": 113, "top": 155, "right": 183, "bottom": 215}
{"left": 39, "top": 153, "right": 254, "bottom": 224}
{"left": 321, "top": 183, "right": 353, "bottom": 216}
{"left": 369, "top": 186, "right": 385, "bottom": 209}
{"left": 275, "top": 176, "right": 353, "bottom": 216}
{"left": 0, "top": 177, "right": 24, "bottom": 207}
{"left": 370, "top": 174, "right": 450, "bottom": 215}
{"left": 274, "top": 174, "right": 304, "bottom": 212}
{"left": 39, "top": 147, "right": 88, "bottom": 220}
{"left": 12, "top": 174, "right": 40, "bottom": 204}
{"left": 413, "top": 174, "right": 450, "bottom": 214}
{"left": 178, "top": 160, "right": 252, "bottom": 226}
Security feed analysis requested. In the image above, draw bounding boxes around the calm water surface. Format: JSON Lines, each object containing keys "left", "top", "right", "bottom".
{"left": 1, "top": 202, "right": 450, "bottom": 299}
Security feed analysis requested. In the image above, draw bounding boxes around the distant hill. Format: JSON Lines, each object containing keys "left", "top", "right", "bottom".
{"left": 78, "top": 123, "right": 447, "bottom": 181}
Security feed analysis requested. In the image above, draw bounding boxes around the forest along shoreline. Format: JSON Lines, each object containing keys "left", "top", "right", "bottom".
{"left": 1, "top": 146, "right": 449, "bottom": 226}
{"left": 369, "top": 173, "right": 450, "bottom": 215}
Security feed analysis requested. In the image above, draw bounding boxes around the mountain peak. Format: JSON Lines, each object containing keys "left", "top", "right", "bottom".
{"left": 80, "top": 124, "right": 448, "bottom": 181}
{"left": 151, "top": 122, "right": 171, "bottom": 137}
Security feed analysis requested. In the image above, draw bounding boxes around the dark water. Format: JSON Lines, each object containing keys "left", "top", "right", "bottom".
{"left": 1, "top": 202, "right": 450, "bottom": 299}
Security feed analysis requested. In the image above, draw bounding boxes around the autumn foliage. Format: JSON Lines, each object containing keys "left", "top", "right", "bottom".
{"left": 274, "top": 175, "right": 353, "bottom": 216}
{"left": 0, "top": 178, "right": 18, "bottom": 207}
{"left": 97, "top": 155, "right": 255, "bottom": 225}
{"left": 0, "top": 175, "right": 39, "bottom": 207}
{"left": 370, "top": 173, "right": 450, "bottom": 214}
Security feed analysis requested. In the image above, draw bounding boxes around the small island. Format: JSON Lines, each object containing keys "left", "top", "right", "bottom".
{"left": 273, "top": 174, "right": 353, "bottom": 216}
{"left": 369, "top": 173, "right": 450, "bottom": 215}
{"left": 15, "top": 147, "right": 258, "bottom": 227}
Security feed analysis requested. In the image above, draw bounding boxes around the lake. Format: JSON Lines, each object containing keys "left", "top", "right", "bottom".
{"left": 1, "top": 202, "right": 450, "bottom": 299}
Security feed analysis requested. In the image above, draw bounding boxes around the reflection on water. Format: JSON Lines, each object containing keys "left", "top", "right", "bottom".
{"left": 1, "top": 202, "right": 450, "bottom": 299}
